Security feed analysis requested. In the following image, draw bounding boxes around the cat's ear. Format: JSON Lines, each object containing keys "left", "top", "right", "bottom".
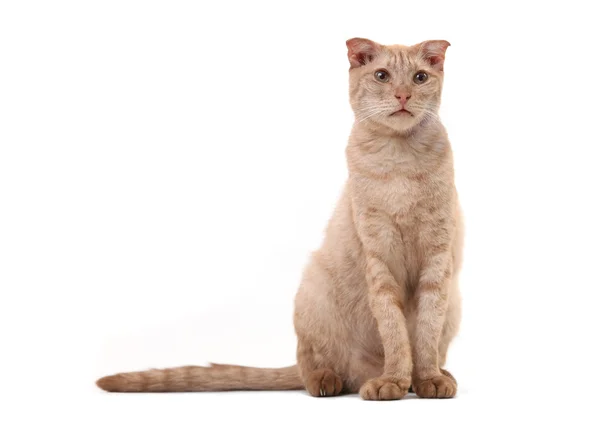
{"left": 346, "top": 38, "right": 382, "bottom": 69}
{"left": 418, "top": 40, "right": 450, "bottom": 71}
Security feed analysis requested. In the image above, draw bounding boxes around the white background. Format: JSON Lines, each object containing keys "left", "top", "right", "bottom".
{"left": 1, "top": 1, "right": 599, "bottom": 433}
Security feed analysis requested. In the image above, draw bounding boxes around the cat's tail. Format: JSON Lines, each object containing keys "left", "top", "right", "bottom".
{"left": 96, "top": 363, "right": 303, "bottom": 393}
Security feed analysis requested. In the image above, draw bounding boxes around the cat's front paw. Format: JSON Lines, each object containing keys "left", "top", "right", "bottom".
{"left": 359, "top": 376, "right": 410, "bottom": 401}
{"left": 413, "top": 371, "right": 457, "bottom": 398}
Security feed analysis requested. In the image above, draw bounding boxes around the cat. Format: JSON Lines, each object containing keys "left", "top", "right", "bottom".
{"left": 97, "top": 37, "right": 462, "bottom": 400}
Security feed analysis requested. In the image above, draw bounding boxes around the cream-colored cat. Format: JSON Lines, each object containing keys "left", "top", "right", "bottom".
{"left": 97, "top": 38, "right": 462, "bottom": 400}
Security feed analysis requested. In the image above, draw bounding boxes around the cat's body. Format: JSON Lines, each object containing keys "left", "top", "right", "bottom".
{"left": 295, "top": 120, "right": 462, "bottom": 398}
{"left": 97, "top": 38, "right": 462, "bottom": 400}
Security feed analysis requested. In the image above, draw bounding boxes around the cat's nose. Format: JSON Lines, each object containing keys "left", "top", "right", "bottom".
{"left": 395, "top": 92, "right": 411, "bottom": 104}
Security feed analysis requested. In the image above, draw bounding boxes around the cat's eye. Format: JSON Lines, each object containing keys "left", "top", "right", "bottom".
{"left": 374, "top": 70, "right": 390, "bottom": 83}
{"left": 413, "top": 71, "right": 429, "bottom": 84}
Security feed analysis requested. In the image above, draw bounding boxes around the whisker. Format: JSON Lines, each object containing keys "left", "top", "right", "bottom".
{"left": 355, "top": 108, "right": 390, "bottom": 124}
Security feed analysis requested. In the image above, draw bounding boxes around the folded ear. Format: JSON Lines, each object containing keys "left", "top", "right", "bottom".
{"left": 418, "top": 40, "right": 450, "bottom": 71}
{"left": 346, "top": 38, "right": 382, "bottom": 69}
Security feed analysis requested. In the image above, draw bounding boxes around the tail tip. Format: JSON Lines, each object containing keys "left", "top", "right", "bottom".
{"left": 96, "top": 374, "right": 123, "bottom": 392}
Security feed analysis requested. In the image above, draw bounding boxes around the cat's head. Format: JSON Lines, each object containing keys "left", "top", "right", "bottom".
{"left": 347, "top": 38, "right": 450, "bottom": 133}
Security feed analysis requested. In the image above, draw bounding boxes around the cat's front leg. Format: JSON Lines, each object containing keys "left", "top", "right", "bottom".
{"left": 354, "top": 208, "right": 412, "bottom": 401}
{"left": 412, "top": 244, "right": 457, "bottom": 399}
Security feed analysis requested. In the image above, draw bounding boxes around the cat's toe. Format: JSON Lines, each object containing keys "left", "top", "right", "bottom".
{"left": 413, "top": 373, "right": 457, "bottom": 398}
{"left": 306, "top": 368, "right": 343, "bottom": 397}
{"left": 359, "top": 376, "right": 410, "bottom": 401}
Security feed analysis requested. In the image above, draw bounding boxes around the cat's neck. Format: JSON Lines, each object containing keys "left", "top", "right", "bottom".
{"left": 350, "top": 115, "right": 449, "bottom": 157}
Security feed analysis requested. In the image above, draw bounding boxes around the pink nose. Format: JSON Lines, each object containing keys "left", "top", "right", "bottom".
{"left": 395, "top": 92, "right": 411, "bottom": 105}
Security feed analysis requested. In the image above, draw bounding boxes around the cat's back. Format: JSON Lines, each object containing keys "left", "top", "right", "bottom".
{"left": 293, "top": 184, "right": 373, "bottom": 340}
{"left": 302, "top": 185, "right": 367, "bottom": 295}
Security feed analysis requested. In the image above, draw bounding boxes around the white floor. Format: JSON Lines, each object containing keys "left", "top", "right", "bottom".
{"left": 82, "top": 387, "right": 590, "bottom": 434}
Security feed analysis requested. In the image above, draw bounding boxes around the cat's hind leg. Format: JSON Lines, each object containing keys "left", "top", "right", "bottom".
{"left": 296, "top": 339, "right": 344, "bottom": 397}
{"left": 438, "top": 277, "right": 461, "bottom": 371}
{"left": 293, "top": 252, "right": 351, "bottom": 398}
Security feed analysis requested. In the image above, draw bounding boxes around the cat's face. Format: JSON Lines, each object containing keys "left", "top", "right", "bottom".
{"left": 347, "top": 39, "right": 449, "bottom": 133}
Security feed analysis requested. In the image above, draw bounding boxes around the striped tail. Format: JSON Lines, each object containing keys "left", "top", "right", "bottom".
{"left": 96, "top": 363, "right": 303, "bottom": 393}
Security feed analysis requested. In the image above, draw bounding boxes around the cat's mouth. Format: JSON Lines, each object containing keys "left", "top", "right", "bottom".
{"left": 391, "top": 109, "right": 413, "bottom": 117}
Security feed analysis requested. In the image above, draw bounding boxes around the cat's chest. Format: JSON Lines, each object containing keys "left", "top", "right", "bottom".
{"left": 361, "top": 174, "right": 437, "bottom": 217}
{"left": 368, "top": 174, "right": 453, "bottom": 290}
